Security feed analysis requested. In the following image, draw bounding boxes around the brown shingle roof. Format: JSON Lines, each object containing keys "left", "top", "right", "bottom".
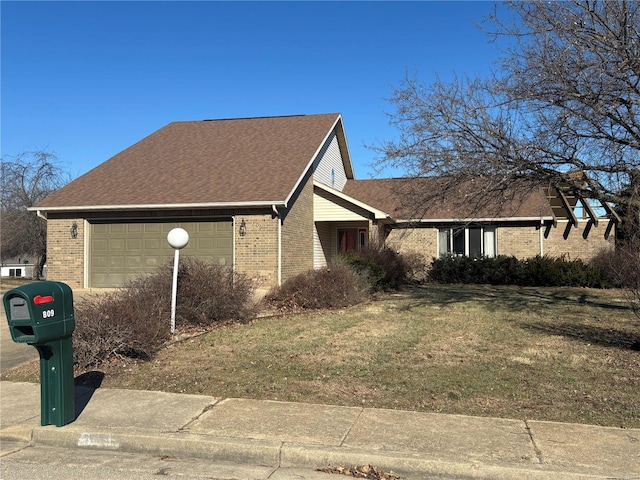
{"left": 343, "top": 177, "right": 555, "bottom": 220}
{"left": 36, "top": 113, "right": 342, "bottom": 210}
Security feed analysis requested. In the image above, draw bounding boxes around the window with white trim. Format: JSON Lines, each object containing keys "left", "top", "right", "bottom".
{"left": 438, "top": 226, "right": 496, "bottom": 258}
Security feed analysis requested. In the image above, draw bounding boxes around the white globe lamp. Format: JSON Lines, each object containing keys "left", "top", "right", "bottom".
{"left": 167, "top": 228, "right": 190, "bottom": 334}
{"left": 167, "top": 228, "right": 190, "bottom": 250}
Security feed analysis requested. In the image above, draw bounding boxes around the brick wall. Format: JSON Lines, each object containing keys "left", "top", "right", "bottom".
{"left": 386, "top": 226, "right": 438, "bottom": 263}
{"left": 497, "top": 225, "right": 541, "bottom": 258}
{"left": 233, "top": 176, "right": 315, "bottom": 288}
{"left": 46, "top": 218, "right": 84, "bottom": 288}
{"left": 281, "top": 177, "right": 314, "bottom": 282}
{"left": 543, "top": 220, "right": 615, "bottom": 261}
{"left": 234, "top": 214, "right": 279, "bottom": 288}
{"left": 47, "top": 211, "right": 284, "bottom": 290}
{"left": 382, "top": 222, "right": 614, "bottom": 263}
{"left": 45, "top": 209, "right": 614, "bottom": 293}
{"left": 368, "top": 220, "right": 385, "bottom": 248}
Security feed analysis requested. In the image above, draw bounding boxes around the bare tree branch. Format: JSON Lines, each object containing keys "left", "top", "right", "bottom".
{"left": 1, "top": 150, "right": 70, "bottom": 277}
{"left": 373, "top": 0, "right": 640, "bottom": 224}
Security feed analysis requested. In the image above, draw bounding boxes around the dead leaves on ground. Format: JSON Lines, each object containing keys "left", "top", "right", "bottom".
{"left": 318, "top": 464, "right": 402, "bottom": 479}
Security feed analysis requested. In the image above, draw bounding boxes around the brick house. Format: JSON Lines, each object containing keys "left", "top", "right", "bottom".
{"left": 342, "top": 176, "right": 617, "bottom": 264}
{"left": 32, "top": 113, "right": 617, "bottom": 289}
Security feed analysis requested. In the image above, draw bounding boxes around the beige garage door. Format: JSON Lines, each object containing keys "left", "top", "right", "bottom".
{"left": 90, "top": 219, "right": 233, "bottom": 288}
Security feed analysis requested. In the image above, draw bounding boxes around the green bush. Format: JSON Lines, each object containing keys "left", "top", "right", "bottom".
{"left": 264, "top": 260, "right": 370, "bottom": 312}
{"left": 73, "top": 257, "right": 256, "bottom": 371}
{"left": 523, "top": 255, "right": 609, "bottom": 287}
{"left": 429, "top": 254, "right": 609, "bottom": 288}
{"left": 490, "top": 255, "right": 526, "bottom": 285}
{"left": 429, "top": 256, "right": 494, "bottom": 284}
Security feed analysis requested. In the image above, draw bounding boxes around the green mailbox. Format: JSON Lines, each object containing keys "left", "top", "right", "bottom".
{"left": 3, "top": 281, "right": 76, "bottom": 427}
{"left": 5, "top": 281, "right": 75, "bottom": 344}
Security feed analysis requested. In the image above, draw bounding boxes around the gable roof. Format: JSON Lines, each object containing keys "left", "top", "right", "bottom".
{"left": 313, "top": 181, "right": 391, "bottom": 221}
{"left": 343, "top": 177, "right": 556, "bottom": 222}
{"left": 34, "top": 113, "right": 348, "bottom": 212}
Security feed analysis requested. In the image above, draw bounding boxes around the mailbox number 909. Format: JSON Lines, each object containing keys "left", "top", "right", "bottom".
{"left": 42, "top": 309, "right": 55, "bottom": 319}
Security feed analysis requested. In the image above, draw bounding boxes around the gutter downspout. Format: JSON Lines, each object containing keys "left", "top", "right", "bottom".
{"left": 540, "top": 218, "right": 544, "bottom": 256}
{"left": 36, "top": 210, "right": 47, "bottom": 220}
{"left": 84, "top": 220, "right": 89, "bottom": 289}
{"left": 272, "top": 205, "right": 282, "bottom": 286}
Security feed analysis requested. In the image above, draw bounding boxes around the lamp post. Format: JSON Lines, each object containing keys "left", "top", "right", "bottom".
{"left": 167, "top": 228, "right": 189, "bottom": 335}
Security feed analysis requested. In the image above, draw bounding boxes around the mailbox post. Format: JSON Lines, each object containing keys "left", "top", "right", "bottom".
{"left": 3, "top": 281, "right": 76, "bottom": 427}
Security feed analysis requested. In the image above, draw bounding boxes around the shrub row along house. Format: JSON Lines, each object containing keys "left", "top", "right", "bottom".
{"left": 32, "top": 113, "right": 617, "bottom": 289}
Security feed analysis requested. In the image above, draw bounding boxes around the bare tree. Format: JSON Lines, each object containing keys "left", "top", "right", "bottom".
{"left": 374, "top": 0, "right": 640, "bottom": 226}
{"left": 1, "top": 151, "right": 69, "bottom": 278}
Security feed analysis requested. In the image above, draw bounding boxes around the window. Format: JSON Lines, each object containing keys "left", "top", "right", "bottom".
{"left": 438, "top": 226, "right": 496, "bottom": 258}
{"left": 8, "top": 268, "right": 22, "bottom": 277}
{"left": 338, "top": 228, "right": 367, "bottom": 253}
{"left": 359, "top": 228, "right": 367, "bottom": 249}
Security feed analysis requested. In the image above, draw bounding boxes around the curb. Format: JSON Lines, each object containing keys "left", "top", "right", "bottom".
{"left": 1, "top": 426, "right": 617, "bottom": 480}
{"left": 0, "top": 424, "right": 34, "bottom": 444}
{"left": 32, "top": 428, "right": 281, "bottom": 467}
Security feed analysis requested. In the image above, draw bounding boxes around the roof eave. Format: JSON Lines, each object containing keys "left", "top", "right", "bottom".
{"left": 28, "top": 200, "right": 287, "bottom": 214}
{"left": 314, "top": 181, "right": 391, "bottom": 220}
{"left": 397, "top": 216, "right": 556, "bottom": 223}
{"left": 285, "top": 114, "right": 355, "bottom": 207}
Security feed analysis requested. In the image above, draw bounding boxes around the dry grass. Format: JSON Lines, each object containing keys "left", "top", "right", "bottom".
{"left": 3, "top": 284, "right": 639, "bottom": 427}
{"left": 0, "top": 277, "right": 38, "bottom": 291}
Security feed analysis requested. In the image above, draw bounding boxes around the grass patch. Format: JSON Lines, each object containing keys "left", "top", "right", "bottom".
{"left": 3, "top": 284, "right": 639, "bottom": 427}
{"left": 0, "top": 277, "right": 40, "bottom": 292}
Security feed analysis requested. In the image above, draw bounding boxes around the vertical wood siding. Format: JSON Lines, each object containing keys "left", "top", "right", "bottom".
{"left": 313, "top": 132, "right": 348, "bottom": 191}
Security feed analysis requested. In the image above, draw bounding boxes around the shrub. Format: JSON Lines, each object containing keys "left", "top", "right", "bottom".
{"left": 489, "top": 255, "right": 527, "bottom": 285}
{"left": 429, "top": 254, "right": 609, "bottom": 288}
{"left": 523, "top": 255, "right": 609, "bottom": 288}
{"left": 591, "top": 244, "right": 640, "bottom": 321}
{"left": 429, "top": 256, "right": 489, "bottom": 284}
{"left": 74, "top": 277, "right": 170, "bottom": 371}
{"left": 343, "top": 254, "right": 386, "bottom": 288}
{"left": 429, "top": 255, "right": 461, "bottom": 284}
{"left": 343, "top": 246, "right": 411, "bottom": 290}
{"left": 590, "top": 248, "right": 628, "bottom": 288}
{"left": 402, "top": 251, "right": 431, "bottom": 284}
{"left": 173, "top": 257, "right": 256, "bottom": 326}
{"left": 73, "top": 257, "right": 256, "bottom": 371}
{"left": 264, "top": 261, "right": 370, "bottom": 312}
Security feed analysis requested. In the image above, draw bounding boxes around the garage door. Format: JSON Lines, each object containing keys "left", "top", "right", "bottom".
{"left": 90, "top": 219, "right": 233, "bottom": 288}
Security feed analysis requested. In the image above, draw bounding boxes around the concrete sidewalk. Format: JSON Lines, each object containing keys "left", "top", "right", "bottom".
{"left": 1, "top": 381, "right": 638, "bottom": 479}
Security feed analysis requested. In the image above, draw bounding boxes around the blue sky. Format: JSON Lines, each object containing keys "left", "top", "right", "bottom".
{"left": 2, "top": 1, "right": 502, "bottom": 180}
